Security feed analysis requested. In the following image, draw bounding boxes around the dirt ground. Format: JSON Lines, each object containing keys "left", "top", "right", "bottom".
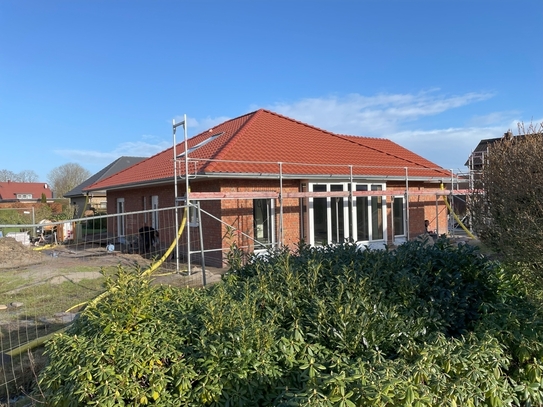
{"left": 0, "top": 237, "right": 226, "bottom": 288}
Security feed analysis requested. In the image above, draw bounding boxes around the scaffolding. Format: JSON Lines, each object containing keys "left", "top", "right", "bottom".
{"left": 171, "top": 118, "right": 470, "bottom": 271}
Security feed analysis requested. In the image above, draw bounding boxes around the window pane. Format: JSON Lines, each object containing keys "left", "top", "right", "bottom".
{"left": 356, "top": 185, "right": 369, "bottom": 241}
{"left": 371, "top": 185, "right": 383, "bottom": 240}
{"left": 312, "top": 185, "right": 327, "bottom": 244}
{"left": 393, "top": 197, "right": 404, "bottom": 235}
{"left": 254, "top": 199, "right": 272, "bottom": 248}
{"left": 330, "top": 185, "right": 344, "bottom": 243}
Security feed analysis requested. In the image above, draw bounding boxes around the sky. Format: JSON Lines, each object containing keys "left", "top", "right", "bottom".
{"left": 1, "top": 0, "right": 542, "bottom": 182}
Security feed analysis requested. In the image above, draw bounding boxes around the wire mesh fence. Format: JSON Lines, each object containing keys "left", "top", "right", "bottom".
{"left": 0, "top": 205, "right": 233, "bottom": 405}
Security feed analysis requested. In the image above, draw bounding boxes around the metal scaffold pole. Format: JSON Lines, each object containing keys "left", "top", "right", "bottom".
{"left": 278, "top": 162, "right": 283, "bottom": 247}
{"left": 172, "top": 116, "right": 187, "bottom": 274}
{"left": 183, "top": 114, "right": 191, "bottom": 275}
{"left": 405, "top": 167, "right": 410, "bottom": 239}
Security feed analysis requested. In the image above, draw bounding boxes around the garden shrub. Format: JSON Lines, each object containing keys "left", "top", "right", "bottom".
{"left": 37, "top": 239, "right": 543, "bottom": 406}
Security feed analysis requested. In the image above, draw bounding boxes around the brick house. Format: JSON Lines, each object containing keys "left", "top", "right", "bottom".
{"left": 86, "top": 109, "right": 452, "bottom": 268}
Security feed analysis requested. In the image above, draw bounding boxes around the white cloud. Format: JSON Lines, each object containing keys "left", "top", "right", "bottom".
{"left": 269, "top": 90, "right": 494, "bottom": 135}
{"left": 388, "top": 126, "right": 505, "bottom": 171}
{"left": 53, "top": 90, "right": 532, "bottom": 177}
{"left": 54, "top": 140, "right": 171, "bottom": 165}
{"left": 262, "top": 90, "right": 507, "bottom": 171}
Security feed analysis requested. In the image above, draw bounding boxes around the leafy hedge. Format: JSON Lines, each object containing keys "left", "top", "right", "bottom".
{"left": 37, "top": 239, "right": 543, "bottom": 406}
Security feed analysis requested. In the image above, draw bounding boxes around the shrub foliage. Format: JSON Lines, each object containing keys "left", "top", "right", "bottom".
{"left": 470, "top": 122, "right": 543, "bottom": 271}
{"left": 38, "top": 240, "right": 543, "bottom": 406}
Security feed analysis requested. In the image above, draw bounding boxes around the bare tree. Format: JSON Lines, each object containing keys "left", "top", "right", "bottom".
{"left": 47, "top": 163, "right": 92, "bottom": 198}
{"left": 0, "top": 169, "right": 18, "bottom": 182}
{"left": 0, "top": 169, "right": 40, "bottom": 182}
{"left": 17, "top": 170, "right": 39, "bottom": 182}
{"left": 470, "top": 121, "right": 543, "bottom": 270}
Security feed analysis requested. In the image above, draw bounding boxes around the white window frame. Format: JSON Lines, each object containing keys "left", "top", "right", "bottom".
{"left": 253, "top": 198, "right": 275, "bottom": 251}
{"left": 151, "top": 195, "right": 159, "bottom": 230}
{"left": 392, "top": 196, "right": 406, "bottom": 237}
{"left": 116, "top": 198, "right": 125, "bottom": 237}
{"left": 308, "top": 182, "right": 350, "bottom": 246}
{"left": 309, "top": 181, "right": 387, "bottom": 246}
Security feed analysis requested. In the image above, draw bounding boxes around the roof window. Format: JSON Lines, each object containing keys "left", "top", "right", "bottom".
{"left": 177, "top": 132, "right": 223, "bottom": 157}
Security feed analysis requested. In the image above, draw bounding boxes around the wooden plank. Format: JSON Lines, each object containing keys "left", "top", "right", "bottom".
{"left": 188, "top": 189, "right": 472, "bottom": 200}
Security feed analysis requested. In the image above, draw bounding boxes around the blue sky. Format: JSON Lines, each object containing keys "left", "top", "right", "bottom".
{"left": 1, "top": 0, "right": 541, "bottom": 182}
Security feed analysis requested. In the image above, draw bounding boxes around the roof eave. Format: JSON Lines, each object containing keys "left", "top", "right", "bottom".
{"left": 84, "top": 177, "right": 174, "bottom": 193}
{"left": 190, "top": 172, "right": 448, "bottom": 183}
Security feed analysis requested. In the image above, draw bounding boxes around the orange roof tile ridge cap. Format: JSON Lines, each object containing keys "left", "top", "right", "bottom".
{"left": 262, "top": 109, "right": 342, "bottom": 137}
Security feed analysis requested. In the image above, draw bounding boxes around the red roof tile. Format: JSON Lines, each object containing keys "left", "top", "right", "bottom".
{"left": 0, "top": 182, "right": 53, "bottom": 201}
{"left": 86, "top": 109, "right": 449, "bottom": 191}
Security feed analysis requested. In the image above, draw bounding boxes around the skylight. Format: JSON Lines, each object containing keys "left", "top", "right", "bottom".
{"left": 177, "top": 132, "right": 224, "bottom": 157}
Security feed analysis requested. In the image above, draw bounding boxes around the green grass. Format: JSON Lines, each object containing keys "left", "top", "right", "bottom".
{"left": 9, "top": 277, "right": 107, "bottom": 318}
{"left": 0, "top": 272, "right": 26, "bottom": 294}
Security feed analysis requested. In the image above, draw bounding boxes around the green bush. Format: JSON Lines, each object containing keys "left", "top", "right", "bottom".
{"left": 37, "top": 239, "right": 543, "bottom": 406}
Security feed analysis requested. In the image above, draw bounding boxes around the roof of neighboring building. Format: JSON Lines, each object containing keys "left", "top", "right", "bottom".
{"left": 85, "top": 109, "right": 450, "bottom": 192}
{"left": 64, "top": 156, "right": 146, "bottom": 197}
{"left": 0, "top": 181, "right": 53, "bottom": 201}
{"left": 465, "top": 130, "right": 539, "bottom": 167}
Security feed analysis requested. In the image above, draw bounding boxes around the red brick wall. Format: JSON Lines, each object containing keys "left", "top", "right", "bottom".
{"left": 218, "top": 179, "right": 301, "bottom": 265}
{"left": 386, "top": 181, "right": 448, "bottom": 239}
{"left": 106, "top": 179, "right": 448, "bottom": 268}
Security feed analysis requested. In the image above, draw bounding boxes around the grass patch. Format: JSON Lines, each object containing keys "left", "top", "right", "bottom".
{"left": 0, "top": 272, "right": 27, "bottom": 294}
{"left": 9, "top": 277, "right": 106, "bottom": 318}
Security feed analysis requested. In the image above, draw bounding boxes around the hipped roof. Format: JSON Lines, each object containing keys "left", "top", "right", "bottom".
{"left": 86, "top": 109, "right": 449, "bottom": 192}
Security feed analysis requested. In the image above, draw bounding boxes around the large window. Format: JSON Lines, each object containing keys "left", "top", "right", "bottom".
{"left": 310, "top": 182, "right": 386, "bottom": 245}
{"left": 253, "top": 199, "right": 274, "bottom": 249}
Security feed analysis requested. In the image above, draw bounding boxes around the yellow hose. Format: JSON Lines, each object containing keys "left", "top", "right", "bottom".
{"left": 141, "top": 208, "right": 188, "bottom": 277}
{"left": 6, "top": 207, "right": 189, "bottom": 357}
{"left": 5, "top": 326, "right": 70, "bottom": 358}
{"left": 86, "top": 206, "right": 188, "bottom": 308}
{"left": 441, "top": 183, "right": 476, "bottom": 239}
{"left": 32, "top": 243, "right": 57, "bottom": 251}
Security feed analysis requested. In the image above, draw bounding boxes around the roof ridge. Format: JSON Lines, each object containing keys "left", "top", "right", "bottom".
{"left": 207, "top": 109, "right": 346, "bottom": 164}
{"left": 335, "top": 134, "right": 440, "bottom": 171}
{"left": 206, "top": 110, "right": 260, "bottom": 163}
{"left": 261, "top": 109, "right": 343, "bottom": 138}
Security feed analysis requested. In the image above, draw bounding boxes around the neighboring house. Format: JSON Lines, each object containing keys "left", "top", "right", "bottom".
{"left": 65, "top": 156, "right": 145, "bottom": 218}
{"left": 85, "top": 109, "right": 452, "bottom": 268}
{"left": 0, "top": 181, "right": 53, "bottom": 203}
{"left": 465, "top": 130, "right": 515, "bottom": 173}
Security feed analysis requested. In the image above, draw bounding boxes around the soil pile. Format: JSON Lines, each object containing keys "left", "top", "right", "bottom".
{"left": 0, "top": 237, "right": 44, "bottom": 269}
